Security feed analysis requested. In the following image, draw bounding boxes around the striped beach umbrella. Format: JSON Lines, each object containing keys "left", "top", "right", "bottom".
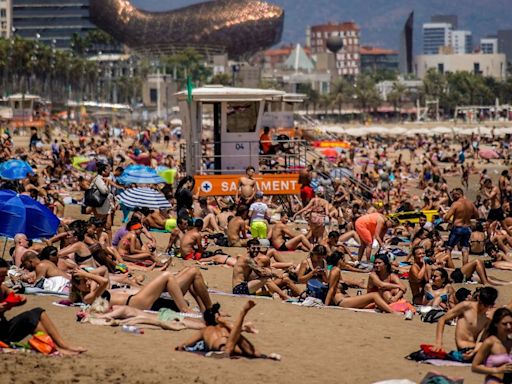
{"left": 117, "top": 187, "right": 171, "bottom": 209}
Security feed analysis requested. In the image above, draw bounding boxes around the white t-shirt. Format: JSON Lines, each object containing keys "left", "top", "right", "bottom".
{"left": 249, "top": 202, "right": 268, "bottom": 222}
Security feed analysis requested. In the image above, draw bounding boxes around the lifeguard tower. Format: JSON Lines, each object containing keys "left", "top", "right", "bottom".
{"left": 176, "top": 85, "right": 306, "bottom": 175}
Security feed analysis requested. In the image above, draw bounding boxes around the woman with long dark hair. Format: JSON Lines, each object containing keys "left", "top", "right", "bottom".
{"left": 175, "top": 175, "right": 195, "bottom": 218}
{"left": 472, "top": 308, "right": 512, "bottom": 384}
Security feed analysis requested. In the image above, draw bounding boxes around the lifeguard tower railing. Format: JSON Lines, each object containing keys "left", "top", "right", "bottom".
{"left": 180, "top": 139, "right": 309, "bottom": 175}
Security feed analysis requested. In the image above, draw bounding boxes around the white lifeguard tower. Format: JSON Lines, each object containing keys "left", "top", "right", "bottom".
{"left": 176, "top": 85, "right": 290, "bottom": 175}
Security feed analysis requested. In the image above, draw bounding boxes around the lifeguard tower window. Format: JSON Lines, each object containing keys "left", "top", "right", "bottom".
{"left": 226, "top": 102, "right": 258, "bottom": 133}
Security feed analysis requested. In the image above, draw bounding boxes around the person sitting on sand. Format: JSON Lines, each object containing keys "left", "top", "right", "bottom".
{"left": 271, "top": 214, "right": 312, "bottom": 252}
{"left": 0, "top": 259, "right": 86, "bottom": 355}
{"left": 117, "top": 221, "right": 158, "bottom": 264}
{"left": 232, "top": 239, "right": 290, "bottom": 299}
{"left": 166, "top": 216, "right": 189, "bottom": 255}
{"left": 444, "top": 257, "right": 512, "bottom": 286}
{"left": 70, "top": 266, "right": 212, "bottom": 314}
{"left": 423, "top": 268, "right": 455, "bottom": 310}
{"left": 144, "top": 207, "right": 177, "bottom": 233}
{"left": 408, "top": 246, "right": 432, "bottom": 305}
{"left": 367, "top": 254, "right": 407, "bottom": 304}
{"left": 180, "top": 218, "right": 204, "bottom": 261}
{"left": 471, "top": 307, "right": 512, "bottom": 384}
{"left": 175, "top": 301, "right": 281, "bottom": 361}
{"left": 296, "top": 244, "right": 328, "bottom": 284}
{"left": 194, "top": 197, "right": 221, "bottom": 233}
{"left": 227, "top": 205, "right": 250, "bottom": 247}
{"left": 324, "top": 252, "right": 394, "bottom": 313}
{"left": 433, "top": 286, "right": 498, "bottom": 361}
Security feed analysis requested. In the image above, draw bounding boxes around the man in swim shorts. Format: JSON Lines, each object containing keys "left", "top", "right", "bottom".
{"left": 444, "top": 188, "right": 479, "bottom": 266}
{"left": 232, "top": 239, "right": 273, "bottom": 295}
{"left": 180, "top": 219, "right": 204, "bottom": 261}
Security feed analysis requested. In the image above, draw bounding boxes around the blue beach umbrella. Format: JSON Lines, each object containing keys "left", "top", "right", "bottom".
{"left": 0, "top": 160, "right": 35, "bottom": 180}
{"left": 118, "top": 165, "right": 165, "bottom": 185}
{"left": 0, "top": 189, "right": 60, "bottom": 239}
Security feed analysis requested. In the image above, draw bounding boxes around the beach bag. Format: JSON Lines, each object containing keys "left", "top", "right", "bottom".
{"left": 84, "top": 178, "right": 107, "bottom": 207}
{"left": 28, "top": 332, "right": 57, "bottom": 355}
{"left": 421, "top": 309, "right": 446, "bottom": 323}
{"left": 306, "top": 279, "right": 328, "bottom": 302}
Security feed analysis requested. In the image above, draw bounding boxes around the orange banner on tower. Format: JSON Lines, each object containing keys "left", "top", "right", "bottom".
{"left": 194, "top": 174, "right": 300, "bottom": 196}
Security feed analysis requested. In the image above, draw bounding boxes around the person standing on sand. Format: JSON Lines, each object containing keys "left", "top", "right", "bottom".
{"left": 444, "top": 188, "right": 479, "bottom": 266}
{"left": 432, "top": 286, "right": 498, "bottom": 361}
{"left": 482, "top": 178, "right": 512, "bottom": 239}
{"left": 236, "top": 166, "right": 257, "bottom": 206}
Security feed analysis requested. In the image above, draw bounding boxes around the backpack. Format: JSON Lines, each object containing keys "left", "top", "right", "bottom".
{"left": 306, "top": 279, "right": 328, "bottom": 302}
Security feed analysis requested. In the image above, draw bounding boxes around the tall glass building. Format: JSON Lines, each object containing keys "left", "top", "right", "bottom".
{"left": 12, "top": 0, "right": 95, "bottom": 48}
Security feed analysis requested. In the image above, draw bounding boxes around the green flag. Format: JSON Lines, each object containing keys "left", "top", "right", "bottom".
{"left": 186, "top": 75, "right": 194, "bottom": 104}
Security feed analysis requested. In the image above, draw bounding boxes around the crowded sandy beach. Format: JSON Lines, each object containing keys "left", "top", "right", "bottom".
{"left": 2, "top": 121, "right": 512, "bottom": 384}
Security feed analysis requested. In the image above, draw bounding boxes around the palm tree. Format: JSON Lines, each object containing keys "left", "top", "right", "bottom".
{"left": 331, "top": 77, "right": 353, "bottom": 118}
{"left": 387, "top": 81, "right": 407, "bottom": 117}
{"left": 354, "top": 74, "right": 381, "bottom": 119}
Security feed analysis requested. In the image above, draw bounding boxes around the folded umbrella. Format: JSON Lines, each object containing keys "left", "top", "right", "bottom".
{"left": 0, "top": 189, "right": 60, "bottom": 239}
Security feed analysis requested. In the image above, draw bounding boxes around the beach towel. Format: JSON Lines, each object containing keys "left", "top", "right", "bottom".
{"left": 41, "top": 276, "right": 69, "bottom": 294}
{"left": 373, "top": 381, "right": 415, "bottom": 384}
{"left": 25, "top": 287, "right": 68, "bottom": 297}
{"left": 208, "top": 289, "right": 273, "bottom": 300}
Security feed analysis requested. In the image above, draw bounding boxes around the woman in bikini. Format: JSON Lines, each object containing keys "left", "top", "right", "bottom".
{"left": 118, "top": 222, "right": 157, "bottom": 264}
{"left": 293, "top": 188, "right": 330, "bottom": 244}
{"left": 472, "top": 307, "right": 512, "bottom": 384}
{"left": 176, "top": 301, "right": 281, "bottom": 360}
{"left": 470, "top": 222, "right": 487, "bottom": 256}
{"left": 367, "top": 254, "right": 407, "bottom": 304}
{"left": 423, "top": 268, "right": 455, "bottom": 310}
{"left": 296, "top": 245, "right": 328, "bottom": 284}
{"left": 324, "top": 252, "right": 394, "bottom": 313}
{"left": 70, "top": 266, "right": 213, "bottom": 314}
{"left": 57, "top": 222, "right": 97, "bottom": 269}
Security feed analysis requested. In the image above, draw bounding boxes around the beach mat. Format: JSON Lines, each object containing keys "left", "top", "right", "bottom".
{"left": 421, "top": 359, "right": 471, "bottom": 367}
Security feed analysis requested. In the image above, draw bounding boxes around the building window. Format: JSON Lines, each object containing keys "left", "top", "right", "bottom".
{"left": 150, "top": 88, "right": 158, "bottom": 103}
{"left": 437, "top": 63, "right": 444, "bottom": 73}
{"left": 473, "top": 62, "right": 480, "bottom": 74}
{"left": 0, "top": 9, "right": 6, "bottom": 17}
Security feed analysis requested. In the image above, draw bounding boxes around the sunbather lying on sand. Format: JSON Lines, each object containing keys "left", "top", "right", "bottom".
{"left": 175, "top": 301, "right": 281, "bottom": 360}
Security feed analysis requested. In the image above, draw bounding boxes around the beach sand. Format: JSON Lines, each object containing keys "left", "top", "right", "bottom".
{"left": 3, "top": 137, "right": 510, "bottom": 383}
{"left": 3, "top": 218, "right": 512, "bottom": 384}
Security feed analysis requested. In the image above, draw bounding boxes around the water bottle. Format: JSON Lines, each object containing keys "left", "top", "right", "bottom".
{"left": 122, "top": 325, "right": 144, "bottom": 335}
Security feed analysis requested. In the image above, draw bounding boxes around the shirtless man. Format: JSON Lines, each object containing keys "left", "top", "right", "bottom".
{"left": 482, "top": 178, "right": 512, "bottom": 238}
{"left": 144, "top": 208, "right": 175, "bottom": 232}
{"left": 444, "top": 188, "right": 480, "bottom": 266}
{"left": 180, "top": 219, "right": 204, "bottom": 261}
{"left": 13, "top": 233, "right": 39, "bottom": 267}
{"left": 232, "top": 239, "right": 290, "bottom": 299}
{"left": 236, "top": 166, "right": 257, "bottom": 206}
{"left": 433, "top": 286, "right": 498, "bottom": 360}
{"left": 271, "top": 214, "right": 312, "bottom": 252}
{"left": 227, "top": 205, "right": 249, "bottom": 247}
{"left": 217, "top": 201, "right": 235, "bottom": 233}
{"left": 22, "top": 252, "right": 70, "bottom": 281}
{"left": 166, "top": 216, "right": 189, "bottom": 254}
